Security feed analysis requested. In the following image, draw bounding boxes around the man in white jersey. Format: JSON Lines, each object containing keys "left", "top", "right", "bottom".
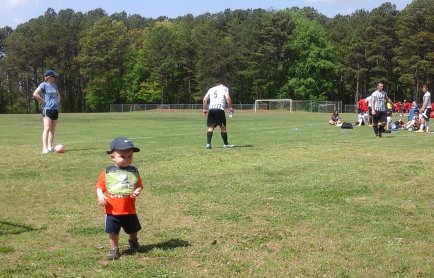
{"left": 370, "top": 82, "right": 394, "bottom": 137}
{"left": 415, "top": 84, "right": 431, "bottom": 132}
{"left": 203, "top": 83, "right": 234, "bottom": 149}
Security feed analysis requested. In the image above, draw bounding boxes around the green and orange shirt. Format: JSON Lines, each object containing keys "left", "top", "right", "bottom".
{"left": 96, "top": 165, "right": 143, "bottom": 215}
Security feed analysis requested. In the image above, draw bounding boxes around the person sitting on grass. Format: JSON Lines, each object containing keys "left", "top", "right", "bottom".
{"left": 96, "top": 136, "right": 143, "bottom": 260}
{"left": 405, "top": 110, "right": 421, "bottom": 131}
{"left": 328, "top": 109, "right": 342, "bottom": 125}
{"left": 356, "top": 108, "right": 368, "bottom": 126}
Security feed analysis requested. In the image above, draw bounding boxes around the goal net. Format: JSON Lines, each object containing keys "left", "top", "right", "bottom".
{"left": 318, "top": 103, "right": 336, "bottom": 113}
{"left": 254, "top": 99, "right": 292, "bottom": 113}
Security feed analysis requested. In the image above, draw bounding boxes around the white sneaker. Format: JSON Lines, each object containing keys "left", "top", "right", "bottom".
{"left": 415, "top": 129, "right": 425, "bottom": 133}
{"left": 42, "top": 148, "right": 50, "bottom": 154}
{"left": 223, "top": 144, "right": 234, "bottom": 148}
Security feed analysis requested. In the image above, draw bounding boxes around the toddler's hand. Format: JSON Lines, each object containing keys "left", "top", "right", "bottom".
{"left": 131, "top": 188, "right": 142, "bottom": 198}
{"left": 97, "top": 195, "right": 107, "bottom": 206}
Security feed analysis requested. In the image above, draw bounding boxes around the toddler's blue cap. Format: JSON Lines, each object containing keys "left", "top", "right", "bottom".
{"left": 107, "top": 137, "right": 140, "bottom": 154}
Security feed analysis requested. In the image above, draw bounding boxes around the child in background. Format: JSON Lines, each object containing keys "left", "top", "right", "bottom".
{"left": 405, "top": 110, "right": 421, "bottom": 131}
{"left": 96, "top": 136, "right": 143, "bottom": 260}
{"left": 328, "top": 109, "right": 342, "bottom": 125}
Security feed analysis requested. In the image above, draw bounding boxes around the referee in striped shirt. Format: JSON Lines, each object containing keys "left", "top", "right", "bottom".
{"left": 369, "top": 82, "right": 394, "bottom": 137}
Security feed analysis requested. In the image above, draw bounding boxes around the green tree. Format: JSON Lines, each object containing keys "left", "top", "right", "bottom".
{"left": 242, "top": 10, "right": 295, "bottom": 100}
{"left": 286, "top": 16, "right": 339, "bottom": 100}
{"left": 328, "top": 10, "right": 371, "bottom": 103}
{"left": 0, "top": 27, "right": 13, "bottom": 113}
{"left": 53, "top": 9, "right": 85, "bottom": 112}
{"left": 394, "top": 0, "right": 434, "bottom": 100}
{"left": 191, "top": 13, "right": 229, "bottom": 96}
{"left": 365, "top": 3, "right": 399, "bottom": 99}
{"left": 76, "top": 17, "right": 128, "bottom": 111}
{"left": 123, "top": 20, "right": 193, "bottom": 104}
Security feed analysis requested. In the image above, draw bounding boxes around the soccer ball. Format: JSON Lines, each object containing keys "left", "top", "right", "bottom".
{"left": 54, "top": 144, "right": 65, "bottom": 153}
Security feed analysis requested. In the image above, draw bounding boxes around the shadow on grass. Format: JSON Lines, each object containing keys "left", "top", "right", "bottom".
{"left": 0, "top": 220, "right": 40, "bottom": 235}
{"left": 123, "top": 238, "right": 191, "bottom": 255}
{"left": 232, "top": 144, "right": 254, "bottom": 148}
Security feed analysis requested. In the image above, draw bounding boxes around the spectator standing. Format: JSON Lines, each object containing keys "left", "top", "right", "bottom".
{"left": 416, "top": 85, "right": 431, "bottom": 132}
{"left": 32, "top": 70, "right": 61, "bottom": 154}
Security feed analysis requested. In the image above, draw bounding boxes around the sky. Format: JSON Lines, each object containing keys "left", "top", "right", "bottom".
{"left": 1, "top": 0, "right": 413, "bottom": 29}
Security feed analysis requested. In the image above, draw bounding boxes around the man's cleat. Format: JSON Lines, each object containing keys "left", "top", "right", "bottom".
{"left": 223, "top": 144, "right": 234, "bottom": 148}
{"left": 206, "top": 144, "right": 212, "bottom": 149}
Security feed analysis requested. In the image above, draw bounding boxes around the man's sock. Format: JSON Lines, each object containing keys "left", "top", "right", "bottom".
{"left": 221, "top": 132, "right": 228, "bottom": 145}
{"left": 207, "top": 131, "right": 213, "bottom": 144}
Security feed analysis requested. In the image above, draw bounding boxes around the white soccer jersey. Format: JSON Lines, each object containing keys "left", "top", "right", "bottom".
{"left": 422, "top": 91, "right": 431, "bottom": 108}
{"left": 365, "top": 96, "right": 372, "bottom": 107}
{"left": 371, "top": 90, "right": 388, "bottom": 112}
{"left": 205, "top": 84, "right": 229, "bottom": 110}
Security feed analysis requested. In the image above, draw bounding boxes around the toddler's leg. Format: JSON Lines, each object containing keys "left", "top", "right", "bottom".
{"left": 109, "top": 233, "right": 119, "bottom": 248}
{"left": 128, "top": 233, "right": 140, "bottom": 251}
{"left": 107, "top": 234, "right": 120, "bottom": 260}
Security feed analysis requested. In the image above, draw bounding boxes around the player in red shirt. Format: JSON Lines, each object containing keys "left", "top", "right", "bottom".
{"left": 358, "top": 98, "right": 368, "bottom": 113}
{"left": 357, "top": 98, "right": 369, "bottom": 126}
{"left": 402, "top": 100, "right": 408, "bottom": 115}
{"left": 394, "top": 101, "right": 401, "bottom": 114}
{"left": 405, "top": 101, "right": 412, "bottom": 115}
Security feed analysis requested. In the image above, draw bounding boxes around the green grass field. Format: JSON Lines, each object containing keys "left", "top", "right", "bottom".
{"left": 0, "top": 111, "right": 433, "bottom": 277}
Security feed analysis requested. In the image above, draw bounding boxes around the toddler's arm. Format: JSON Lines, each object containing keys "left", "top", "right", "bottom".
{"left": 131, "top": 187, "right": 142, "bottom": 198}
{"left": 96, "top": 188, "right": 107, "bottom": 206}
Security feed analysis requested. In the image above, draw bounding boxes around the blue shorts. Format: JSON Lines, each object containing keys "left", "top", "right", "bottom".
{"left": 104, "top": 214, "right": 141, "bottom": 235}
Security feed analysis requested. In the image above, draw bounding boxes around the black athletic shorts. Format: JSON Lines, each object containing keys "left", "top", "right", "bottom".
{"left": 373, "top": 110, "right": 387, "bottom": 123}
{"left": 422, "top": 108, "right": 431, "bottom": 120}
{"left": 105, "top": 214, "right": 141, "bottom": 235}
{"left": 207, "top": 109, "right": 226, "bottom": 128}
{"left": 42, "top": 109, "right": 59, "bottom": 121}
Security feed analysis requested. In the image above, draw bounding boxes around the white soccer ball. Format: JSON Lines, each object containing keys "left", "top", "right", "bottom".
{"left": 54, "top": 144, "right": 65, "bottom": 153}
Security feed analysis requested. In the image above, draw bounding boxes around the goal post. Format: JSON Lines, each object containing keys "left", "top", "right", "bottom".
{"left": 317, "top": 103, "right": 336, "bottom": 113}
{"left": 254, "top": 99, "right": 293, "bottom": 113}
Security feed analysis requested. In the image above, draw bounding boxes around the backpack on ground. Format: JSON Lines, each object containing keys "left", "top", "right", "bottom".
{"left": 341, "top": 122, "right": 353, "bottom": 129}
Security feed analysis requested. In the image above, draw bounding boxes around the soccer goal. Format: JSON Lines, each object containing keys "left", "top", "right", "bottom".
{"left": 254, "top": 99, "right": 293, "bottom": 113}
{"left": 318, "top": 103, "right": 336, "bottom": 113}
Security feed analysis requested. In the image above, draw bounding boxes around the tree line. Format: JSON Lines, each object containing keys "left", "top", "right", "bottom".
{"left": 0, "top": 0, "right": 433, "bottom": 113}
